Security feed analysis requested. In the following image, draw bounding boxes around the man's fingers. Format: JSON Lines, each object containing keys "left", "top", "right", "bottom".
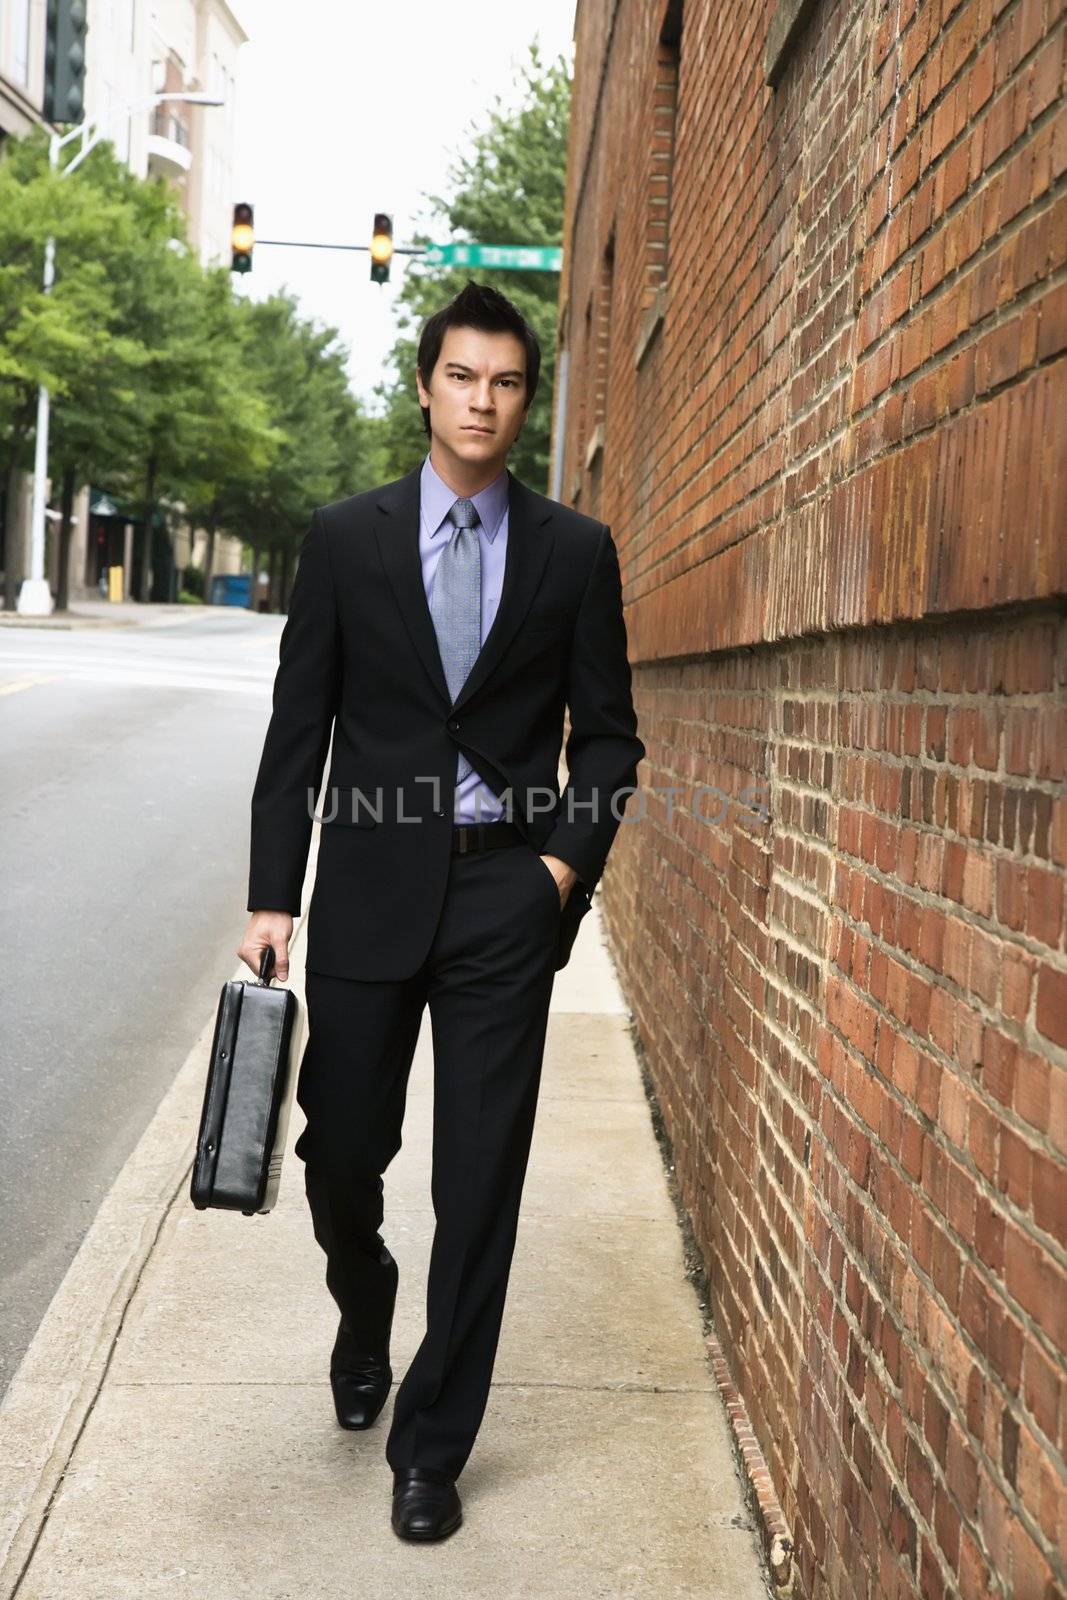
{"left": 236, "top": 916, "right": 293, "bottom": 982}
{"left": 235, "top": 941, "right": 289, "bottom": 981}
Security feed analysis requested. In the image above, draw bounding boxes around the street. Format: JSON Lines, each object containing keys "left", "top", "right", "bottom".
{"left": 0, "top": 609, "right": 282, "bottom": 1396}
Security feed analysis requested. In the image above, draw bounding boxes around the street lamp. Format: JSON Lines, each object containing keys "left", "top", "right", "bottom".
{"left": 17, "top": 90, "right": 224, "bottom": 616}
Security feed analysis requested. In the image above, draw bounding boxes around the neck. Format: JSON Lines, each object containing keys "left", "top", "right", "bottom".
{"left": 429, "top": 438, "right": 508, "bottom": 500}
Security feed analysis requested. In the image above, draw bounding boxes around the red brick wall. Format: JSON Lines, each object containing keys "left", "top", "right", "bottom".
{"left": 555, "top": 1, "right": 1066, "bottom": 1595}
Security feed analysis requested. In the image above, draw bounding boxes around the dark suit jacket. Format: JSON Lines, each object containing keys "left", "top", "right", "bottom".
{"left": 247, "top": 461, "right": 645, "bottom": 982}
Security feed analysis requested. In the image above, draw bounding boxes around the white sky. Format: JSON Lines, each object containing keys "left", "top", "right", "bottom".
{"left": 232, "top": 1, "right": 577, "bottom": 413}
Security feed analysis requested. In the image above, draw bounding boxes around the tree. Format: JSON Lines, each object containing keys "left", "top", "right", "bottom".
{"left": 173, "top": 267, "right": 280, "bottom": 602}
{"left": 0, "top": 130, "right": 257, "bottom": 606}
{"left": 0, "top": 125, "right": 408, "bottom": 613}
{"left": 39, "top": 142, "right": 202, "bottom": 606}
{"left": 0, "top": 128, "right": 135, "bottom": 607}
{"left": 220, "top": 290, "right": 385, "bottom": 610}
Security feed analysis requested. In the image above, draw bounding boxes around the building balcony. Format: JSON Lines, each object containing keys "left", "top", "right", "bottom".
{"left": 147, "top": 106, "right": 192, "bottom": 178}
{"left": 146, "top": 131, "right": 193, "bottom": 177}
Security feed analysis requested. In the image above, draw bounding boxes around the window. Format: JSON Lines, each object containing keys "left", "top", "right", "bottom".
{"left": 765, "top": 0, "right": 819, "bottom": 88}
{"left": 12, "top": 0, "right": 32, "bottom": 87}
{"left": 636, "top": 0, "right": 683, "bottom": 370}
{"left": 550, "top": 345, "right": 570, "bottom": 503}
{"left": 572, "top": 295, "right": 594, "bottom": 504}
{"left": 587, "top": 230, "right": 615, "bottom": 486}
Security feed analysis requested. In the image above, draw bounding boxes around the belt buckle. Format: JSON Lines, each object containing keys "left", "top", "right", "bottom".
{"left": 456, "top": 827, "right": 472, "bottom": 856}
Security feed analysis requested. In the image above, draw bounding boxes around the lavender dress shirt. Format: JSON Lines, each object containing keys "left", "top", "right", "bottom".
{"left": 419, "top": 451, "right": 508, "bottom": 825}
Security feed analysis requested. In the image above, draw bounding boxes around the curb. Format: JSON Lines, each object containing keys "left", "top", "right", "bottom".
{"left": 0, "top": 616, "right": 139, "bottom": 631}
{"left": 0, "top": 603, "right": 228, "bottom": 631}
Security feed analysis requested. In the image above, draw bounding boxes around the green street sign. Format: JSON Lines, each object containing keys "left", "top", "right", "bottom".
{"left": 421, "top": 242, "right": 562, "bottom": 272}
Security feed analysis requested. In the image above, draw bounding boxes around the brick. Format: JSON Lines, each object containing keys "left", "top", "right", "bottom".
{"left": 997, "top": 1126, "right": 1033, "bottom": 1210}
{"left": 1031, "top": 1149, "right": 1067, "bottom": 1247}
{"left": 1014, "top": 1050, "right": 1051, "bottom": 1137}
{"left": 1023, "top": 1340, "right": 1062, "bottom": 1444}
{"left": 1004, "top": 1223, "right": 1066, "bottom": 1347}
{"left": 1035, "top": 965, "right": 1067, "bottom": 1049}
{"left": 1000, "top": 947, "right": 1035, "bottom": 1025}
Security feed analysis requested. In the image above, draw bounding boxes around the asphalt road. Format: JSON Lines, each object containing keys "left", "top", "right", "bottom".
{"left": 0, "top": 607, "right": 286, "bottom": 1398}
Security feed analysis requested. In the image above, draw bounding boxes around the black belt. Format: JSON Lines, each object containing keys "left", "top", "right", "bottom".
{"left": 451, "top": 820, "right": 524, "bottom": 855}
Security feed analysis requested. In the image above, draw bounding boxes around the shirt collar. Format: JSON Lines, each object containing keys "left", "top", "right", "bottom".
{"left": 420, "top": 451, "right": 508, "bottom": 543}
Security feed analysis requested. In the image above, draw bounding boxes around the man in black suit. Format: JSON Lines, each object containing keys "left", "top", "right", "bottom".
{"left": 238, "top": 281, "right": 644, "bottom": 1541}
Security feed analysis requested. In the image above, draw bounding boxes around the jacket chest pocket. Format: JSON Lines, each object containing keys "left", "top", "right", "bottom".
{"left": 522, "top": 607, "right": 571, "bottom": 638}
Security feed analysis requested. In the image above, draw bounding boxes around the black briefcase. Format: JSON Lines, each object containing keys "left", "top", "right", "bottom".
{"left": 189, "top": 946, "right": 302, "bottom": 1216}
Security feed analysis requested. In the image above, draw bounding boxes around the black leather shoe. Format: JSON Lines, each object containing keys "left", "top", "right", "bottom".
{"left": 329, "top": 1318, "right": 392, "bottom": 1431}
{"left": 391, "top": 1466, "right": 463, "bottom": 1541}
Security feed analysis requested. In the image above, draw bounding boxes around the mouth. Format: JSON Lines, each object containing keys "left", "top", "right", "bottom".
{"left": 462, "top": 427, "right": 494, "bottom": 435}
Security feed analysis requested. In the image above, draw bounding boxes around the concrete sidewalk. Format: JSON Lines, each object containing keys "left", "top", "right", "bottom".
{"left": 0, "top": 881, "right": 770, "bottom": 1599}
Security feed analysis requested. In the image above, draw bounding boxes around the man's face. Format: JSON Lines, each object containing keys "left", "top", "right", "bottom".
{"left": 416, "top": 325, "right": 530, "bottom": 472}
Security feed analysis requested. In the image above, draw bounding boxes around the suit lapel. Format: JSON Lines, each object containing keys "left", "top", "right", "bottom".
{"left": 374, "top": 466, "right": 447, "bottom": 704}
{"left": 373, "top": 463, "right": 555, "bottom": 714}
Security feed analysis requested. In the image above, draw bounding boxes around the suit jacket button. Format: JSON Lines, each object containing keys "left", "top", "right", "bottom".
{"left": 447, "top": 718, "right": 459, "bottom": 731}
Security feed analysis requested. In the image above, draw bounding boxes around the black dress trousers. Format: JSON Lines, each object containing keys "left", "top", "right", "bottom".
{"left": 292, "top": 830, "right": 563, "bottom": 1480}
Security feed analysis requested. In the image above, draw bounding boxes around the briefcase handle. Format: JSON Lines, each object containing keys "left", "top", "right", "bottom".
{"left": 257, "top": 946, "right": 276, "bottom": 986}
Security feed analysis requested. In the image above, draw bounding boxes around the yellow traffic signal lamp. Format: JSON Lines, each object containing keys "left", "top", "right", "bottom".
{"left": 371, "top": 213, "right": 393, "bottom": 283}
{"left": 231, "top": 202, "right": 254, "bottom": 273}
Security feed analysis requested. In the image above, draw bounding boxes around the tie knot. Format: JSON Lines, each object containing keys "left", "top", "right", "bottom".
{"left": 447, "top": 498, "right": 479, "bottom": 532}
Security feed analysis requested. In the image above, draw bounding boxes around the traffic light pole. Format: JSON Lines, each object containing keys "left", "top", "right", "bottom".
{"left": 251, "top": 241, "right": 426, "bottom": 253}
{"left": 17, "top": 91, "right": 223, "bottom": 616}
{"left": 246, "top": 240, "right": 561, "bottom": 270}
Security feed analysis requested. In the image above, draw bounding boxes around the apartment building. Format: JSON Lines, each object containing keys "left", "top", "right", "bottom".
{"left": 0, "top": 0, "right": 41, "bottom": 139}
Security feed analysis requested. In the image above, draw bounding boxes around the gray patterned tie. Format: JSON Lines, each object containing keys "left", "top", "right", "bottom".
{"left": 429, "top": 497, "right": 482, "bottom": 784}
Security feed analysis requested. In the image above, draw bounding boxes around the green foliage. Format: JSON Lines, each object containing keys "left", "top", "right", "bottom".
{"left": 217, "top": 288, "right": 383, "bottom": 548}
{"left": 0, "top": 125, "right": 381, "bottom": 593}
{"left": 372, "top": 40, "right": 571, "bottom": 491}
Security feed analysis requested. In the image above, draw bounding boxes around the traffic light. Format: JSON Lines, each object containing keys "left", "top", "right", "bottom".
{"left": 44, "top": 0, "right": 88, "bottom": 124}
{"left": 231, "top": 202, "right": 254, "bottom": 273}
{"left": 370, "top": 213, "right": 393, "bottom": 284}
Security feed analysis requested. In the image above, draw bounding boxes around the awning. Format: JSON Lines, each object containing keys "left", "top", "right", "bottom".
{"left": 89, "top": 489, "right": 142, "bottom": 521}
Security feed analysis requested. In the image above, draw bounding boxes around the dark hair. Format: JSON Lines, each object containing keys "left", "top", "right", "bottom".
{"left": 416, "top": 280, "right": 540, "bottom": 439}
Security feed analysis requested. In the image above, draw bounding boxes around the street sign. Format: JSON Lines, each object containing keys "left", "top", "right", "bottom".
{"left": 421, "top": 242, "right": 562, "bottom": 271}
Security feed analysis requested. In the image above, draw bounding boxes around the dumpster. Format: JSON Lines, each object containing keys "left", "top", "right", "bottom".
{"left": 210, "top": 573, "right": 253, "bottom": 607}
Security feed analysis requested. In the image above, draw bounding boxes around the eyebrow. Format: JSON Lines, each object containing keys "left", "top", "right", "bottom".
{"left": 445, "top": 362, "right": 525, "bottom": 379}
